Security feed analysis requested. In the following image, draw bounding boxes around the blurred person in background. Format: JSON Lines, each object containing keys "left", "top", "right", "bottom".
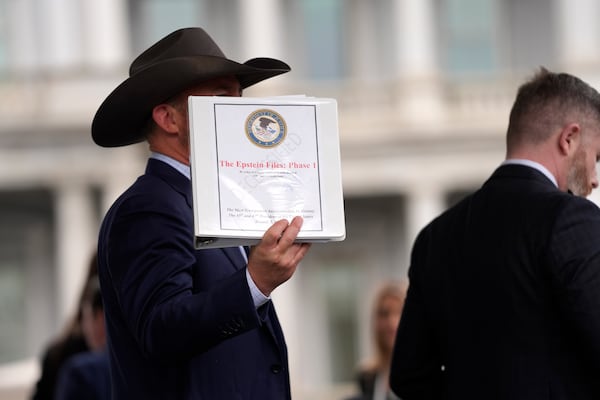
{"left": 91, "top": 27, "right": 311, "bottom": 399}
{"left": 31, "top": 252, "right": 98, "bottom": 400}
{"left": 55, "top": 278, "right": 109, "bottom": 400}
{"left": 348, "top": 281, "right": 407, "bottom": 400}
{"left": 390, "top": 68, "right": 600, "bottom": 399}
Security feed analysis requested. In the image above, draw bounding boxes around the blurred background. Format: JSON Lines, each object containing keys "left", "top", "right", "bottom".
{"left": 2, "top": 0, "right": 600, "bottom": 399}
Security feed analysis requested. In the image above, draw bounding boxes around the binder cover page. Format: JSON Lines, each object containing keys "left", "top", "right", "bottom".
{"left": 189, "top": 96, "right": 345, "bottom": 248}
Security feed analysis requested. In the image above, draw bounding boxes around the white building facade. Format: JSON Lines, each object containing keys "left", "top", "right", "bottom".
{"left": 1, "top": 0, "right": 599, "bottom": 398}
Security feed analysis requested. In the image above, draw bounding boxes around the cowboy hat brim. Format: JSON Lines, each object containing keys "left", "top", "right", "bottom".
{"left": 91, "top": 55, "right": 290, "bottom": 147}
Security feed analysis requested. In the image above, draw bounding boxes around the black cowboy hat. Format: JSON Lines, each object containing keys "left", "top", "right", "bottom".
{"left": 91, "top": 27, "right": 290, "bottom": 147}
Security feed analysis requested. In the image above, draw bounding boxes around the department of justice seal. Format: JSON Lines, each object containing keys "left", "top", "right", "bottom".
{"left": 245, "top": 109, "right": 287, "bottom": 148}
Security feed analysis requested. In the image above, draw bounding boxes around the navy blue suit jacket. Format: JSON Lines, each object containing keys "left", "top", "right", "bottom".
{"left": 97, "top": 159, "right": 290, "bottom": 399}
{"left": 55, "top": 349, "right": 110, "bottom": 400}
{"left": 391, "top": 165, "right": 600, "bottom": 399}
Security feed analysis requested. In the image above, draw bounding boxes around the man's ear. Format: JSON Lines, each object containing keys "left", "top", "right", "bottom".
{"left": 558, "top": 122, "right": 581, "bottom": 156}
{"left": 152, "top": 104, "right": 179, "bottom": 134}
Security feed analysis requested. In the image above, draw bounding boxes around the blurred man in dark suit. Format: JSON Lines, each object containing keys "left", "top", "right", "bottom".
{"left": 55, "top": 279, "right": 109, "bottom": 400}
{"left": 390, "top": 68, "right": 600, "bottom": 400}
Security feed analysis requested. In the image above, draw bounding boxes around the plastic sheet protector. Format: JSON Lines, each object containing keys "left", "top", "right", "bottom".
{"left": 189, "top": 96, "right": 346, "bottom": 249}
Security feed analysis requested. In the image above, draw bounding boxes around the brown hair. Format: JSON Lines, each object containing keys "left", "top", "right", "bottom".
{"left": 506, "top": 67, "right": 600, "bottom": 150}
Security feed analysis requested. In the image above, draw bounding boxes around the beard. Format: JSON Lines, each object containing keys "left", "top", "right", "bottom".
{"left": 567, "top": 148, "right": 591, "bottom": 197}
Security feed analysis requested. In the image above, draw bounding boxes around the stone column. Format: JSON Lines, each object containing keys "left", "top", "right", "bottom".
{"left": 54, "top": 183, "right": 97, "bottom": 325}
{"left": 392, "top": 0, "right": 443, "bottom": 122}
{"left": 347, "top": 0, "right": 377, "bottom": 80}
{"left": 404, "top": 187, "right": 445, "bottom": 263}
{"left": 238, "top": 0, "right": 284, "bottom": 95}
{"left": 555, "top": 0, "right": 600, "bottom": 68}
{"left": 81, "top": 0, "right": 129, "bottom": 70}
{"left": 239, "top": 0, "right": 283, "bottom": 60}
{"left": 394, "top": 0, "right": 436, "bottom": 76}
{"left": 4, "top": 0, "right": 37, "bottom": 72}
{"left": 37, "top": 0, "right": 82, "bottom": 69}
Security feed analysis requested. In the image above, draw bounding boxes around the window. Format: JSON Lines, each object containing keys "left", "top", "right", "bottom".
{"left": 0, "top": 189, "right": 55, "bottom": 363}
{"left": 503, "top": 0, "right": 555, "bottom": 71}
{"left": 300, "top": 0, "right": 345, "bottom": 80}
{"left": 129, "top": 0, "right": 203, "bottom": 55}
{"left": 128, "top": 0, "right": 244, "bottom": 57}
{"left": 439, "top": 0, "right": 498, "bottom": 76}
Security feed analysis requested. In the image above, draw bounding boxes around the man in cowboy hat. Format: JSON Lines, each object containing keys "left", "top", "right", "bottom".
{"left": 92, "top": 27, "right": 311, "bottom": 399}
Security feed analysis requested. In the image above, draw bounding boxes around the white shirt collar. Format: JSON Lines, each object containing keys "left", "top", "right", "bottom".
{"left": 501, "top": 159, "right": 557, "bottom": 187}
{"left": 150, "top": 152, "right": 190, "bottom": 180}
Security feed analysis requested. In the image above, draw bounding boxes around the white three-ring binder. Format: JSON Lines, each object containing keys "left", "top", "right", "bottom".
{"left": 188, "top": 96, "right": 346, "bottom": 249}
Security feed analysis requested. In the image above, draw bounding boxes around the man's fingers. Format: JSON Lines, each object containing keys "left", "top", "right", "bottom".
{"left": 249, "top": 217, "right": 310, "bottom": 295}
{"left": 262, "top": 218, "right": 294, "bottom": 246}
{"left": 261, "top": 216, "right": 304, "bottom": 247}
{"left": 277, "top": 216, "right": 304, "bottom": 247}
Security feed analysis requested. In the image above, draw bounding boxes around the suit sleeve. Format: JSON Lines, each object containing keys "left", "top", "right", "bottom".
{"left": 389, "top": 227, "right": 443, "bottom": 400}
{"left": 548, "top": 197, "right": 600, "bottom": 367}
{"left": 104, "top": 191, "right": 261, "bottom": 361}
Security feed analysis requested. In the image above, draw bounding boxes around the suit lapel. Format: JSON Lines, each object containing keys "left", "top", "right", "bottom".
{"left": 146, "top": 158, "right": 193, "bottom": 207}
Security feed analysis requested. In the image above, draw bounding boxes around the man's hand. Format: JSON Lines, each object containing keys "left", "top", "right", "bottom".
{"left": 247, "top": 216, "right": 312, "bottom": 296}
